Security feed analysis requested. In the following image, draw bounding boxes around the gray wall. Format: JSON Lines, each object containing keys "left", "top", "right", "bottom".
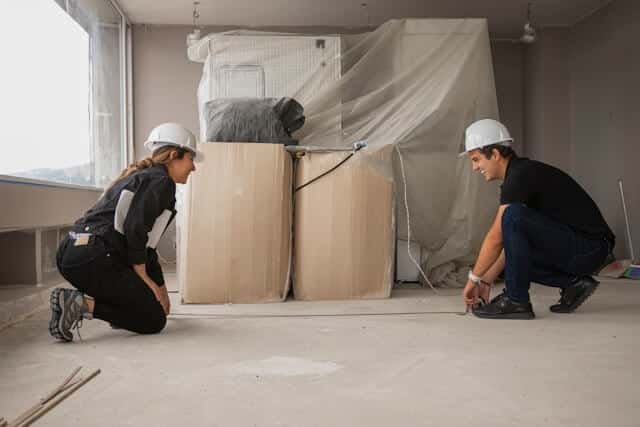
{"left": 523, "top": 28, "right": 571, "bottom": 170}
{"left": 132, "top": 25, "right": 205, "bottom": 159}
{"left": 568, "top": 0, "right": 639, "bottom": 259}
{"left": 523, "top": 36, "right": 543, "bottom": 161}
{"left": 522, "top": 0, "right": 639, "bottom": 259}
{"left": 491, "top": 42, "right": 525, "bottom": 155}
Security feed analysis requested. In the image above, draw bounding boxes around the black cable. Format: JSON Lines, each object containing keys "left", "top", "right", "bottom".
{"left": 294, "top": 152, "right": 355, "bottom": 192}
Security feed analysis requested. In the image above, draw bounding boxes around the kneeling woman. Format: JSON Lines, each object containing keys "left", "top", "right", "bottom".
{"left": 50, "top": 123, "right": 200, "bottom": 341}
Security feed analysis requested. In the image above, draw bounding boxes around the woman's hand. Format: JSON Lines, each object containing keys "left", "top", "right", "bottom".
{"left": 157, "top": 285, "right": 171, "bottom": 315}
{"left": 133, "top": 264, "right": 169, "bottom": 314}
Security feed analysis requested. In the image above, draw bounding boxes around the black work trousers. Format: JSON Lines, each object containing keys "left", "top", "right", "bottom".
{"left": 56, "top": 235, "right": 167, "bottom": 334}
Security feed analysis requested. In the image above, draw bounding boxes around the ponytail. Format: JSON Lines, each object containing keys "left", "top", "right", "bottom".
{"left": 107, "top": 146, "right": 188, "bottom": 189}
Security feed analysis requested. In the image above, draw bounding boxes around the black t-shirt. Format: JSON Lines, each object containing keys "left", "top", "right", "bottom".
{"left": 500, "top": 157, "right": 615, "bottom": 245}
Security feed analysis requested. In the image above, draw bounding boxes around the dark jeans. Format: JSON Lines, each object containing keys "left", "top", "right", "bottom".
{"left": 502, "top": 204, "right": 610, "bottom": 303}
{"left": 56, "top": 235, "right": 166, "bottom": 334}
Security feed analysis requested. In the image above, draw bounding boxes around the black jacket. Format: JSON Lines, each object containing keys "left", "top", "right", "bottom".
{"left": 72, "top": 165, "right": 177, "bottom": 269}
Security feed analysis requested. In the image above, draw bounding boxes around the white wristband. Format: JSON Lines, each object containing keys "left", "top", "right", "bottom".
{"left": 468, "top": 271, "right": 482, "bottom": 284}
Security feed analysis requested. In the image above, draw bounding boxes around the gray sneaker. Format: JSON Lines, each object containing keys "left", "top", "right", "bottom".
{"left": 49, "top": 288, "right": 91, "bottom": 342}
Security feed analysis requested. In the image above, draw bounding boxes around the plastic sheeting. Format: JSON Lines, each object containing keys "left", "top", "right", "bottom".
{"left": 188, "top": 19, "right": 501, "bottom": 285}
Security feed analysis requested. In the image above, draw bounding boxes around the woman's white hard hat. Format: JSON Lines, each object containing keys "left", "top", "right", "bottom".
{"left": 144, "top": 122, "right": 204, "bottom": 161}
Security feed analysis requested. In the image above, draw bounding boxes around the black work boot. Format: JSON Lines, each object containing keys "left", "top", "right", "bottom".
{"left": 550, "top": 276, "right": 599, "bottom": 313}
{"left": 472, "top": 294, "right": 535, "bottom": 319}
{"left": 488, "top": 288, "right": 508, "bottom": 305}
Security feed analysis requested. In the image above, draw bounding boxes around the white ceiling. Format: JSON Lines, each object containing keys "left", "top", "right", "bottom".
{"left": 116, "top": 0, "right": 612, "bottom": 34}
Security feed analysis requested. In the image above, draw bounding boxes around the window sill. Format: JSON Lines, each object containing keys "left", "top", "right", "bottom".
{"left": 0, "top": 175, "right": 104, "bottom": 192}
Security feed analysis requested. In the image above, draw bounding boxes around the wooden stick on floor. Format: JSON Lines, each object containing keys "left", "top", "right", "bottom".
{"left": 57, "top": 378, "right": 82, "bottom": 395}
{"left": 20, "top": 369, "right": 101, "bottom": 427}
{"left": 8, "top": 404, "right": 41, "bottom": 427}
{"left": 8, "top": 367, "right": 83, "bottom": 427}
{"left": 40, "top": 367, "right": 82, "bottom": 405}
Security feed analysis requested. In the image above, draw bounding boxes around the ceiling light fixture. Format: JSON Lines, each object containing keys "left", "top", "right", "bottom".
{"left": 186, "top": 1, "right": 201, "bottom": 47}
{"left": 520, "top": 2, "right": 537, "bottom": 44}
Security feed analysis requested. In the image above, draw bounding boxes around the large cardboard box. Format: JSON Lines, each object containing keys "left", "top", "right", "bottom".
{"left": 179, "top": 143, "right": 292, "bottom": 304}
{"left": 293, "top": 147, "right": 395, "bottom": 300}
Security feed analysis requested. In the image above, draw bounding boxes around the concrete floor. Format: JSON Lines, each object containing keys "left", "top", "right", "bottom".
{"left": 0, "top": 278, "right": 638, "bottom": 426}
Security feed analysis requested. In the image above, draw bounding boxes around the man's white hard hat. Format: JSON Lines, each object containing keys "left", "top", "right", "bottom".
{"left": 460, "top": 119, "right": 513, "bottom": 157}
{"left": 144, "top": 122, "right": 204, "bottom": 161}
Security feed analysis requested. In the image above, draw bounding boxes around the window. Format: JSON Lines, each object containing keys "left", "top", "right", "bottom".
{"left": 0, "top": 0, "right": 128, "bottom": 188}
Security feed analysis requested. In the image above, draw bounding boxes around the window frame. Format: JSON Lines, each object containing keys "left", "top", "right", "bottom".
{"left": 0, "top": 0, "right": 132, "bottom": 191}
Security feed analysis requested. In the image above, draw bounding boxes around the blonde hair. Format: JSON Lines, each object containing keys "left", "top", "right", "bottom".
{"left": 108, "top": 146, "right": 188, "bottom": 189}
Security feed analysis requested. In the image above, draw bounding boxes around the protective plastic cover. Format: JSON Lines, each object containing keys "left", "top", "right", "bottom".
{"left": 204, "top": 97, "right": 304, "bottom": 145}
{"left": 188, "top": 19, "right": 500, "bottom": 286}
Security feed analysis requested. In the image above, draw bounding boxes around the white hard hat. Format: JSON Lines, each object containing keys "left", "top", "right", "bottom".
{"left": 459, "top": 119, "right": 513, "bottom": 157}
{"left": 144, "top": 122, "right": 204, "bottom": 161}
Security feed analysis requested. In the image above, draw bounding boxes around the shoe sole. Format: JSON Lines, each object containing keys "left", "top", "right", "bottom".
{"left": 473, "top": 311, "right": 535, "bottom": 320}
{"left": 551, "top": 280, "right": 599, "bottom": 313}
{"left": 49, "top": 289, "right": 62, "bottom": 340}
{"left": 49, "top": 289, "right": 72, "bottom": 342}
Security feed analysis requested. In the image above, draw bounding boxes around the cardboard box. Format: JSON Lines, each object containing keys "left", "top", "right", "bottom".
{"left": 293, "top": 147, "right": 394, "bottom": 300}
{"left": 179, "top": 143, "right": 292, "bottom": 304}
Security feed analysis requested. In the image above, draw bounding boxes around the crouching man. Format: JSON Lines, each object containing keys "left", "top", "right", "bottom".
{"left": 460, "top": 119, "right": 614, "bottom": 319}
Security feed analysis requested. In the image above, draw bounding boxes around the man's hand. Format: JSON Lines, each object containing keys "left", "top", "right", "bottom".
{"left": 463, "top": 279, "right": 491, "bottom": 310}
{"left": 463, "top": 279, "right": 478, "bottom": 308}
{"left": 464, "top": 206, "right": 507, "bottom": 303}
{"left": 462, "top": 205, "right": 506, "bottom": 311}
